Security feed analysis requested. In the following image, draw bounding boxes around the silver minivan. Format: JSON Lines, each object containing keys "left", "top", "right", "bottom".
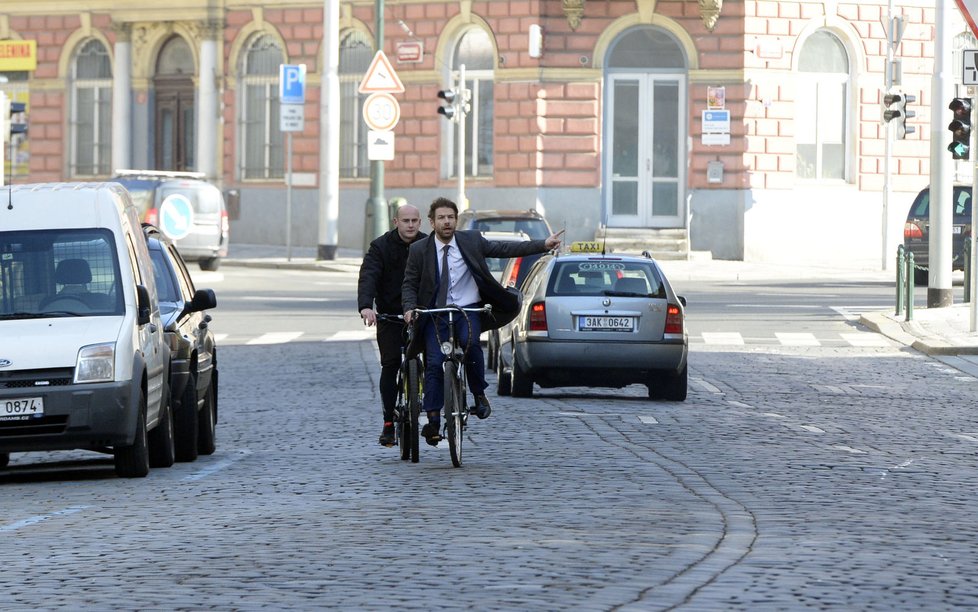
{"left": 113, "top": 170, "right": 230, "bottom": 271}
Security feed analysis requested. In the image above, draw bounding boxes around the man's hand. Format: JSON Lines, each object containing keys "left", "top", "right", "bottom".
{"left": 360, "top": 308, "right": 377, "bottom": 326}
{"left": 404, "top": 309, "right": 414, "bottom": 325}
{"left": 545, "top": 229, "right": 565, "bottom": 251}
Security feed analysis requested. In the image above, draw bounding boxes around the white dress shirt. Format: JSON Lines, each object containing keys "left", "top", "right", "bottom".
{"left": 437, "top": 236, "right": 481, "bottom": 306}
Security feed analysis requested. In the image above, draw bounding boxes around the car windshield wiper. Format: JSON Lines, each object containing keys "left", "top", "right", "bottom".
{"left": 0, "top": 311, "right": 82, "bottom": 319}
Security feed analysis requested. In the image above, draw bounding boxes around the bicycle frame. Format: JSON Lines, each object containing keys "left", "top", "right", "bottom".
{"left": 375, "top": 314, "right": 423, "bottom": 463}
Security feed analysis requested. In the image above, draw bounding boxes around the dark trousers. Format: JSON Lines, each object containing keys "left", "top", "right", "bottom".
{"left": 376, "top": 319, "right": 403, "bottom": 422}
{"left": 422, "top": 305, "right": 487, "bottom": 415}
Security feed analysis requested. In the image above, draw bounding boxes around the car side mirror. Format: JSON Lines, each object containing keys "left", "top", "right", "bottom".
{"left": 136, "top": 284, "right": 152, "bottom": 325}
{"left": 188, "top": 288, "right": 217, "bottom": 313}
{"left": 678, "top": 295, "right": 687, "bottom": 308}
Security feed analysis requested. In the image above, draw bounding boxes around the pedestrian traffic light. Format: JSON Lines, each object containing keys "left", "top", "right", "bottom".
{"left": 8, "top": 100, "right": 26, "bottom": 138}
{"left": 948, "top": 97, "right": 973, "bottom": 160}
{"left": 883, "top": 90, "right": 916, "bottom": 139}
{"left": 437, "top": 88, "right": 458, "bottom": 122}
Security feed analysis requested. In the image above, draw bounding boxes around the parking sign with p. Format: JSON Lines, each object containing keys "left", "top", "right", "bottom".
{"left": 279, "top": 64, "right": 306, "bottom": 105}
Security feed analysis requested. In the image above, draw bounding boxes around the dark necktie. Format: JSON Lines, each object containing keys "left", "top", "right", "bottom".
{"left": 436, "top": 244, "right": 451, "bottom": 307}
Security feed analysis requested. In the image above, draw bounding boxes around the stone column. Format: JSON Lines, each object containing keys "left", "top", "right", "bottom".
{"left": 111, "top": 22, "right": 132, "bottom": 172}
{"left": 196, "top": 19, "right": 221, "bottom": 179}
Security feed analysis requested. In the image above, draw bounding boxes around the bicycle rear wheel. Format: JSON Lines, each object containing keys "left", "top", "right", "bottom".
{"left": 396, "top": 370, "right": 410, "bottom": 460}
{"left": 443, "top": 361, "right": 463, "bottom": 467}
{"left": 406, "top": 358, "right": 422, "bottom": 463}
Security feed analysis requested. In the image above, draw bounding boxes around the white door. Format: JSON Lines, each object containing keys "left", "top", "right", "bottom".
{"left": 606, "top": 74, "right": 685, "bottom": 228}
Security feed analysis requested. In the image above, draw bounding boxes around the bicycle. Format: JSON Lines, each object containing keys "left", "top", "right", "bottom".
{"left": 411, "top": 304, "right": 492, "bottom": 467}
{"left": 376, "top": 314, "right": 424, "bottom": 463}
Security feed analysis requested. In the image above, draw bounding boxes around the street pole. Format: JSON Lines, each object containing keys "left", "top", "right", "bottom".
{"left": 929, "top": 0, "right": 954, "bottom": 308}
{"left": 286, "top": 132, "right": 294, "bottom": 261}
{"left": 882, "top": 0, "right": 897, "bottom": 271}
{"left": 318, "top": 0, "right": 340, "bottom": 260}
{"left": 971, "top": 91, "right": 978, "bottom": 330}
{"left": 364, "top": 0, "right": 388, "bottom": 249}
{"left": 457, "top": 63, "right": 466, "bottom": 209}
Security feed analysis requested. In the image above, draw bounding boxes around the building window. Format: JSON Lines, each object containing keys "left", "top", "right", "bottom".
{"left": 447, "top": 28, "right": 494, "bottom": 178}
{"left": 239, "top": 34, "right": 284, "bottom": 180}
{"left": 339, "top": 30, "right": 372, "bottom": 178}
{"left": 70, "top": 39, "right": 112, "bottom": 177}
{"left": 796, "top": 31, "right": 850, "bottom": 181}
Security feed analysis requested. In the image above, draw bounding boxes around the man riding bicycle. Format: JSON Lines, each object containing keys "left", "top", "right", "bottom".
{"left": 402, "top": 197, "right": 563, "bottom": 446}
{"left": 358, "top": 204, "right": 426, "bottom": 447}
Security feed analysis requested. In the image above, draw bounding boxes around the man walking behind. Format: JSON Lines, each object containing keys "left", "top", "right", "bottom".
{"left": 402, "top": 197, "right": 562, "bottom": 445}
{"left": 358, "top": 204, "right": 426, "bottom": 446}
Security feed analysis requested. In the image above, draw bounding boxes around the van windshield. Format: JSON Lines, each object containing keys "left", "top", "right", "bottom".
{"left": 0, "top": 229, "right": 125, "bottom": 319}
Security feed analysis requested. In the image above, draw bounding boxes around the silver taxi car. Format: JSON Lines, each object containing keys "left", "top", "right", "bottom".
{"left": 497, "top": 242, "right": 688, "bottom": 400}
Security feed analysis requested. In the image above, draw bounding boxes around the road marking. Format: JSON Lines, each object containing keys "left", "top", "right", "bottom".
{"left": 183, "top": 449, "right": 252, "bottom": 482}
{"left": 240, "top": 296, "right": 341, "bottom": 303}
{"left": 762, "top": 412, "right": 786, "bottom": 418}
{"left": 638, "top": 415, "right": 659, "bottom": 424}
{"left": 949, "top": 433, "right": 978, "bottom": 443}
{"left": 833, "top": 445, "right": 867, "bottom": 454}
{"left": 840, "top": 332, "right": 890, "bottom": 347}
{"left": 702, "top": 332, "right": 744, "bottom": 345}
{"left": 727, "top": 400, "right": 753, "bottom": 408}
{"left": 0, "top": 505, "right": 90, "bottom": 533}
{"left": 776, "top": 332, "right": 819, "bottom": 346}
{"left": 327, "top": 330, "right": 375, "bottom": 342}
{"left": 691, "top": 377, "right": 722, "bottom": 394}
{"left": 246, "top": 332, "right": 303, "bottom": 345}
{"left": 213, "top": 333, "right": 229, "bottom": 342}
{"left": 800, "top": 425, "right": 825, "bottom": 433}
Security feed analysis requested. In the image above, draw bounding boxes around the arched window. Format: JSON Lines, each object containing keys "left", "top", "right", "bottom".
{"left": 70, "top": 39, "right": 112, "bottom": 177}
{"left": 447, "top": 28, "right": 494, "bottom": 177}
{"left": 339, "top": 30, "right": 373, "bottom": 178}
{"left": 239, "top": 34, "right": 284, "bottom": 180}
{"left": 796, "top": 30, "right": 850, "bottom": 181}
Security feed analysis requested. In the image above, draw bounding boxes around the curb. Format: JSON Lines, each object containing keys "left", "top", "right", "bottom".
{"left": 222, "top": 258, "right": 361, "bottom": 274}
{"left": 859, "top": 311, "right": 978, "bottom": 356}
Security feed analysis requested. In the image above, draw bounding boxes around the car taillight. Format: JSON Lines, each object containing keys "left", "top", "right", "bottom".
{"left": 529, "top": 301, "right": 547, "bottom": 331}
{"left": 221, "top": 209, "right": 229, "bottom": 233}
{"left": 665, "top": 304, "right": 683, "bottom": 334}
{"left": 506, "top": 258, "right": 522, "bottom": 287}
{"left": 146, "top": 208, "right": 159, "bottom": 226}
{"left": 904, "top": 222, "right": 923, "bottom": 240}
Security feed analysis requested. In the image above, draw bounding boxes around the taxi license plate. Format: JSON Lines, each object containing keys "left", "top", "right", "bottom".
{"left": 1, "top": 397, "right": 44, "bottom": 420}
{"left": 578, "top": 316, "right": 634, "bottom": 331}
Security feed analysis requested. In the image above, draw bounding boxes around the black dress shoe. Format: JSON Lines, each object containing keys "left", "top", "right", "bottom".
{"left": 421, "top": 422, "right": 442, "bottom": 446}
{"left": 473, "top": 394, "right": 492, "bottom": 419}
{"left": 378, "top": 423, "right": 395, "bottom": 447}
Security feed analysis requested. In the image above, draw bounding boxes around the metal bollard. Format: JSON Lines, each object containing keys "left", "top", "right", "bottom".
{"left": 906, "top": 252, "right": 915, "bottom": 321}
{"left": 965, "top": 240, "right": 972, "bottom": 303}
{"left": 896, "top": 245, "right": 905, "bottom": 316}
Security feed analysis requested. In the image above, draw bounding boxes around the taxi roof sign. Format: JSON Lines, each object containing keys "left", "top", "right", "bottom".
{"left": 570, "top": 241, "right": 603, "bottom": 253}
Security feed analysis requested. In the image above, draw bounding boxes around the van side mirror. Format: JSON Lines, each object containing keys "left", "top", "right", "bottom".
{"left": 224, "top": 189, "right": 240, "bottom": 221}
{"left": 189, "top": 288, "right": 217, "bottom": 313}
{"left": 136, "top": 284, "right": 152, "bottom": 325}
{"left": 678, "top": 295, "right": 687, "bottom": 308}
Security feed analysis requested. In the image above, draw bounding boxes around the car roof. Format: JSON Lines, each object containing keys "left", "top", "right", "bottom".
{"left": 114, "top": 169, "right": 207, "bottom": 182}
{"left": 459, "top": 209, "right": 545, "bottom": 220}
{"left": 481, "top": 230, "right": 531, "bottom": 240}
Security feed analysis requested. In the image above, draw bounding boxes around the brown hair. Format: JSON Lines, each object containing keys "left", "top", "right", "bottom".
{"left": 428, "top": 197, "right": 458, "bottom": 219}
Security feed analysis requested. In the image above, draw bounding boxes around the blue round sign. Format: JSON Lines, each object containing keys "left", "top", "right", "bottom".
{"left": 159, "top": 194, "right": 195, "bottom": 240}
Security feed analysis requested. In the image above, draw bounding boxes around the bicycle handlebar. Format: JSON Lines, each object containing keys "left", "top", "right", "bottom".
{"left": 412, "top": 304, "right": 492, "bottom": 316}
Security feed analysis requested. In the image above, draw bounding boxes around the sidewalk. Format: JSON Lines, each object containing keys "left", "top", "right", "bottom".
{"left": 223, "top": 243, "right": 978, "bottom": 357}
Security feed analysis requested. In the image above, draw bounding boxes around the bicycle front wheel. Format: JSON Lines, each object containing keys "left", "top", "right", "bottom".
{"left": 443, "top": 361, "right": 463, "bottom": 467}
{"left": 406, "top": 358, "right": 422, "bottom": 463}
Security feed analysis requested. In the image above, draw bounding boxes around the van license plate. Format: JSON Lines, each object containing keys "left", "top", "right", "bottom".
{"left": 579, "top": 316, "right": 634, "bottom": 331}
{"left": 1, "top": 397, "right": 44, "bottom": 420}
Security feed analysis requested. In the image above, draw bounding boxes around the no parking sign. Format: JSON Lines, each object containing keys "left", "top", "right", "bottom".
{"left": 159, "top": 194, "right": 194, "bottom": 241}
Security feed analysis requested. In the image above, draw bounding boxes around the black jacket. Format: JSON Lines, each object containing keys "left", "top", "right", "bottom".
{"left": 357, "top": 228, "right": 427, "bottom": 315}
{"left": 402, "top": 230, "right": 549, "bottom": 332}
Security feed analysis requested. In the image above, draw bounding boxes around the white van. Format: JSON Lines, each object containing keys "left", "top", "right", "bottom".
{"left": 0, "top": 183, "right": 172, "bottom": 477}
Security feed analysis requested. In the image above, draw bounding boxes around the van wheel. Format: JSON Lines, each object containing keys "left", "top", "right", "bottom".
{"left": 174, "top": 376, "right": 200, "bottom": 462}
{"left": 197, "top": 379, "right": 217, "bottom": 456}
{"left": 0, "top": 453, "right": 9, "bottom": 468}
{"left": 148, "top": 382, "right": 176, "bottom": 468}
{"left": 115, "top": 393, "right": 150, "bottom": 478}
{"left": 199, "top": 257, "right": 221, "bottom": 272}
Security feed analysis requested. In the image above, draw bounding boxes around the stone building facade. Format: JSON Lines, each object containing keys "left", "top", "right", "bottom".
{"left": 0, "top": 1, "right": 971, "bottom": 265}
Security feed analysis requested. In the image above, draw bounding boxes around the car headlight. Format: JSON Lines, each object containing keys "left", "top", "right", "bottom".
{"left": 74, "top": 342, "right": 116, "bottom": 384}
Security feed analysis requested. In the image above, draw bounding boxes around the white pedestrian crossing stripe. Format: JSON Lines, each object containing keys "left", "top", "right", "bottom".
{"left": 775, "top": 332, "right": 819, "bottom": 346}
{"left": 839, "top": 332, "right": 890, "bottom": 347}
{"left": 247, "top": 332, "right": 304, "bottom": 345}
{"left": 702, "top": 332, "right": 745, "bottom": 345}
{"left": 327, "top": 330, "right": 375, "bottom": 342}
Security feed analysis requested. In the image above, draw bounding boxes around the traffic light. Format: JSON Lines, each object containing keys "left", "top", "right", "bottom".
{"left": 437, "top": 88, "right": 458, "bottom": 122}
{"left": 8, "top": 101, "right": 26, "bottom": 137}
{"left": 883, "top": 90, "right": 916, "bottom": 139}
{"left": 948, "top": 97, "right": 973, "bottom": 160}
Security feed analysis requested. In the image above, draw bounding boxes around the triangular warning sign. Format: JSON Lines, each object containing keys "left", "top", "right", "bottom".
{"left": 358, "top": 50, "right": 405, "bottom": 94}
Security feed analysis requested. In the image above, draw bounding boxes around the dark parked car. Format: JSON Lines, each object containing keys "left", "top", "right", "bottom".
{"left": 487, "top": 250, "right": 545, "bottom": 372}
{"left": 903, "top": 185, "right": 972, "bottom": 284}
{"left": 496, "top": 244, "right": 688, "bottom": 401}
{"left": 143, "top": 225, "right": 219, "bottom": 461}
{"left": 116, "top": 170, "right": 230, "bottom": 271}
{"left": 457, "top": 208, "right": 554, "bottom": 241}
